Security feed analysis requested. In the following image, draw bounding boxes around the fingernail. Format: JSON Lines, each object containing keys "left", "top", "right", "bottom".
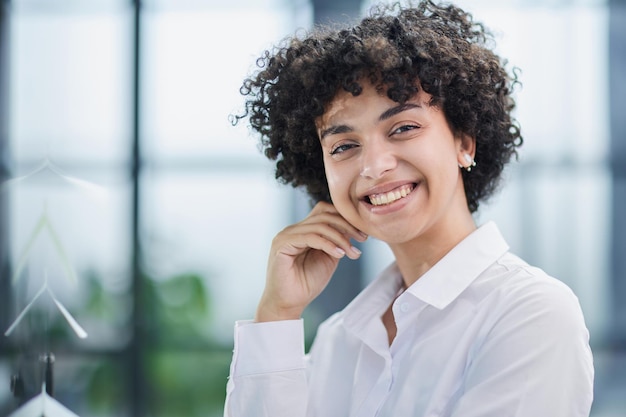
{"left": 351, "top": 246, "right": 362, "bottom": 255}
{"left": 335, "top": 247, "right": 346, "bottom": 257}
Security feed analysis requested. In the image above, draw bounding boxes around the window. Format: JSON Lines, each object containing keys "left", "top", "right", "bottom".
{"left": 1, "top": 1, "right": 311, "bottom": 416}
{"left": 2, "top": 0, "right": 624, "bottom": 416}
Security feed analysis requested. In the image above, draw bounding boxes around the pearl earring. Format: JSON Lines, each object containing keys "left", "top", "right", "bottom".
{"left": 458, "top": 154, "right": 477, "bottom": 172}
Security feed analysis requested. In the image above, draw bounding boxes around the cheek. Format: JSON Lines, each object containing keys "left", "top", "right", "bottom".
{"left": 324, "top": 162, "right": 351, "bottom": 203}
{"left": 325, "top": 170, "right": 342, "bottom": 202}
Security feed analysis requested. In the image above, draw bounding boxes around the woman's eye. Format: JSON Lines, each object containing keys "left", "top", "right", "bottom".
{"left": 392, "top": 124, "right": 419, "bottom": 135}
{"left": 330, "top": 143, "right": 358, "bottom": 155}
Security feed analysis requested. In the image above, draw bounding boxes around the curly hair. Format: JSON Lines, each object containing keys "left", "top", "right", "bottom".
{"left": 233, "top": 0, "right": 522, "bottom": 213}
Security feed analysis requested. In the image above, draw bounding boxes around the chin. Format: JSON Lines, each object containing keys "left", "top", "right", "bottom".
{"left": 367, "top": 225, "right": 414, "bottom": 245}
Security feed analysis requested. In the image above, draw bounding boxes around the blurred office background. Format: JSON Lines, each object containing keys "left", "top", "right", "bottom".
{"left": 0, "top": 0, "right": 624, "bottom": 416}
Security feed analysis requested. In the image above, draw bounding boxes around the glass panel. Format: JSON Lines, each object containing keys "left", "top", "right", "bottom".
{"left": 0, "top": 355, "right": 130, "bottom": 417}
{"left": 472, "top": 5, "right": 610, "bottom": 164}
{"left": 591, "top": 350, "right": 626, "bottom": 416}
{"left": 145, "top": 0, "right": 296, "bottom": 9}
{"left": 141, "top": 169, "right": 292, "bottom": 345}
{"left": 13, "top": 0, "right": 127, "bottom": 11}
{"left": 4, "top": 170, "right": 132, "bottom": 351}
{"left": 0, "top": 360, "right": 11, "bottom": 416}
{"left": 52, "top": 356, "right": 130, "bottom": 417}
{"left": 9, "top": 6, "right": 132, "bottom": 164}
{"left": 141, "top": 5, "right": 310, "bottom": 160}
{"left": 147, "top": 351, "right": 232, "bottom": 417}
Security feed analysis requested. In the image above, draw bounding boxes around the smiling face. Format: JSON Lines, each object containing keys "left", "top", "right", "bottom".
{"left": 317, "top": 82, "right": 476, "bottom": 247}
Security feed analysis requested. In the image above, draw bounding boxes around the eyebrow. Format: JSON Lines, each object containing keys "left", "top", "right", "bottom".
{"left": 319, "top": 102, "right": 422, "bottom": 141}
{"left": 319, "top": 124, "right": 353, "bottom": 141}
{"left": 379, "top": 102, "right": 421, "bottom": 122}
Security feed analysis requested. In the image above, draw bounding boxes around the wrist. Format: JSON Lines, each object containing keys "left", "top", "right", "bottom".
{"left": 254, "top": 301, "right": 303, "bottom": 323}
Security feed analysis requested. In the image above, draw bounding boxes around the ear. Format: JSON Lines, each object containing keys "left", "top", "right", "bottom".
{"left": 456, "top": 133, "right": 476, "bottom": 169}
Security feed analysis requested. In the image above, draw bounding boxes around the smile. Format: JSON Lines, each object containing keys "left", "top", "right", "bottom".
{"left": 367, "top": 183, "right": 416, "bottom": 206}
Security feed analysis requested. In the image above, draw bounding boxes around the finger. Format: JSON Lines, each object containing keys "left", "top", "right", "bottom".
{"left": 309, "top": 201, "right": 337, "bottom": 215}
{"left": 282, "top": 224, "right": 363, "bottom": 260}
{"left": 278, "top": 232, "right": 349, "bottom": 259}
{"left": 302, "top": 211, "right": 368, "bottom": 243}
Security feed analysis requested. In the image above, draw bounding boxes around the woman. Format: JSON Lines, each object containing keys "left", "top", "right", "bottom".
{"left": 224, "top": 1, "right": 594, "bottom": 416}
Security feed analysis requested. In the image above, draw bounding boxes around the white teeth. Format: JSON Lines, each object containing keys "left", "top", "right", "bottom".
{"left": 368, "top": 184, "right": 414, "bottom": 206}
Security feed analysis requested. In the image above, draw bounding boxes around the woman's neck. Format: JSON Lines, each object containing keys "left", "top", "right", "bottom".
{"left": 389, "top": 212, "right": 477, "bottom": 288}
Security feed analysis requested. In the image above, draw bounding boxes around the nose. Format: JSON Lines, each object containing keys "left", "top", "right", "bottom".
{"left": 360, "top": 138, "right": 398, "bottom": 179}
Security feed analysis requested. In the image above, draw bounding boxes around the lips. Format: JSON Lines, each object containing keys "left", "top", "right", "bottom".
{"left": 366, "top": 183, "right": 416, "bottom": 206}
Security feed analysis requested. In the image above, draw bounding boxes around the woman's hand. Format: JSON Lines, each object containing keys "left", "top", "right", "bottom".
{"left": 255, "top": 201, "right": 367, "bottom": 322}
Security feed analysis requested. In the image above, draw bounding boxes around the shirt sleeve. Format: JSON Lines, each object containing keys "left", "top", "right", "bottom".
{"left": 449, "top": 278, "right": 594, "bottom": 417}
{"left": 223, "top": 319, "right": 308, "bottom": 417}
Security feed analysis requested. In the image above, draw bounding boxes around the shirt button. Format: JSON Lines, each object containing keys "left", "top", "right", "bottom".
{"left": 399, "top": 303, "right": 410, "bottom": 313}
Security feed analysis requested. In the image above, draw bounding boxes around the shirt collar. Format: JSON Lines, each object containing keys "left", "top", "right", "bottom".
{"left": 342, "top": 221, "right": 509, "bottom": 332}
{"left": 404, "top": 221, "right": 509, "bottom": 309}
{"left": 341, "top": 262, "right": 403, "bottom": 333}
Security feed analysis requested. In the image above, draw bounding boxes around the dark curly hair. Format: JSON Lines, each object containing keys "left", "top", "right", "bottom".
{"left": 233, "top": 0, "right": 522, "bottom": 213}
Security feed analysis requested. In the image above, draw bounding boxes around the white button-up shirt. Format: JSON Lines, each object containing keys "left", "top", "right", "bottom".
{"left": 224, "top": 222, "right": 594, "bottom": 417}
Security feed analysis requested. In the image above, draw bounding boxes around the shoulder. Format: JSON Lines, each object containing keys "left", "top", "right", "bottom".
{"left": 497, "top": 253, "right": 581, "bottom": 309}
{"left": 459, "top": 256, "right": 594, "bottom": 417}
{"left": 474, "top": 252, "right": 588, "bottom": 340}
